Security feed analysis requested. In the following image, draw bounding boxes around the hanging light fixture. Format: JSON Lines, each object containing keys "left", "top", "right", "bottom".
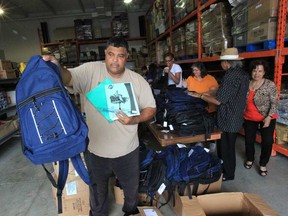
{"left": 124, "top": 0, "right": 132, "bottom": 4}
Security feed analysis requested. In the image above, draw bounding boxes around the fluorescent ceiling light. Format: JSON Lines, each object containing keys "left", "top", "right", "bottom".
{"left": 0, "top": 7, "right": 4, "bottom": 15}
{"left": 124, "top": 0, "right": 132, "bottom": 3}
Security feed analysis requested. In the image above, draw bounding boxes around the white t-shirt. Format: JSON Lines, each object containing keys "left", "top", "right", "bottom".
{"left": 167, "top": 63, "right": 182, "bottom": 88}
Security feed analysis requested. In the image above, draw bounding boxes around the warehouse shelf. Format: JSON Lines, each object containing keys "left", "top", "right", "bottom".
{"left": 39, "top": 28, "right": 147, "bottom": 66}
{"left": 0, "top": 78, "right": 19, "bottom": 146}
{"left": 147, "top": 0, "right": 288, "bottom": 156}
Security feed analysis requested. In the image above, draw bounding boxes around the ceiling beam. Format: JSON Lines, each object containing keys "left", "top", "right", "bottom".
{"left": 40, "top": 0, "right": 57, "bottom": 15}
{"left": 139, "top": 0, "right": 146, "bottom": 9}
{"left": 77, "top": 0, "right": 86, "bottom": 13}
{"left": 94, "top": 0, "right": 105, "bottom": 9}
{"left": 4, "top": 1, "right": 28, "bottom": 17}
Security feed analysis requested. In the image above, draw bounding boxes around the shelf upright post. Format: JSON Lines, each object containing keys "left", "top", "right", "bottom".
{"left": 274, "top": 0, "right": 287, "bottom": 92}
{"left": 197, "top": 0, "right": 202, "bottom": 60}
{"left": 168, "top": 0, "right": 173, "bottom": 53}
{"left": 272, "top": 0, "right": 288, "bottom": 157}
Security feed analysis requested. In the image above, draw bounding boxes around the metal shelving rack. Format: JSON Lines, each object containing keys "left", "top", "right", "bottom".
{"left": 147, "top": 0, "right": 288, "bottom": 156}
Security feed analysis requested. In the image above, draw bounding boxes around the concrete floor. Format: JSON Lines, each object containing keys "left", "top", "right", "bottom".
{"left": 0, "top": 136, "right": 287, "bottom": 216}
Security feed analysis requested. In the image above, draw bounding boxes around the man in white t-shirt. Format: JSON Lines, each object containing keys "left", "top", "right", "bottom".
{"left": 43, "top": 36, "right": 156, "bottom": 216}
{"left": 163, "top": 52, "right": 182, "bottom": 88}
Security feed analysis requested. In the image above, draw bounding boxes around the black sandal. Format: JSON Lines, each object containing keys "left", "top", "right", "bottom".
{"left": 244, "top": 161, "right": 254, "bottom": 169}
{"left": 259, "top": 166, "right": 268, "bottom": 177}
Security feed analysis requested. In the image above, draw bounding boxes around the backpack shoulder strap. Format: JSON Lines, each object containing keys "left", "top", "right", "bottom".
{"left": 42, "top": 159, "right": 69, "bottom": 214}
{"left": 71, "top": 154, "right": 91, "bottom": 185}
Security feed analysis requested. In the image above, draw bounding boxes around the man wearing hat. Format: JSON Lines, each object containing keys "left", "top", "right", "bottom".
{"left": 189, "top": 47, "right": 249, "bottom": 181}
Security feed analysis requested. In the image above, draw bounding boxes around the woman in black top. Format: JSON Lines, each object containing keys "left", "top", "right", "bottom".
{"left": 189, "top": 48, "right": 249, "bottom": 181}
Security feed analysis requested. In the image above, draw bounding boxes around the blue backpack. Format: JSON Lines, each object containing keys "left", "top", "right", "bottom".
{"left": 16, "top": 55, "right": 91, "bottom": 214}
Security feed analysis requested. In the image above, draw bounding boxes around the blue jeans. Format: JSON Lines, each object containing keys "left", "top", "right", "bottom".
{"left": 244, "top": 119, "right": 276, "bottom": 166}
{"left": 85, "top": 148, "right": 139, "bottom": 216}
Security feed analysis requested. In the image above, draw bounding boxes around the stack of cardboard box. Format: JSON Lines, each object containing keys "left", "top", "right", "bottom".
{"left": 231, "top": 1, "right": 248, "bottom": 47}
{"left": 201, "top": 2, "right": 233, "bottom": 55}
{"left": 52, "top": 159, "right": 90, "bottom": 216}
{"left": 0, "top": 60, "right": 16, "bottom": 79}
{"left": 247, "top": 0, "right": 278, "bottom": 44}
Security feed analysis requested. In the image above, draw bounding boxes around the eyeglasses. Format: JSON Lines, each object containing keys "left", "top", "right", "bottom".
{"left": 165, "top": 59, "right": 173, "bottom": 63}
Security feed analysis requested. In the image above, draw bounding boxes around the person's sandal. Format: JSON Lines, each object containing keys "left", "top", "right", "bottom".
{"left": 259, "top": 166, "right": 268, "bottom": 177}
{"left": 244, "top": 161, "right": 254, "bottom": 169}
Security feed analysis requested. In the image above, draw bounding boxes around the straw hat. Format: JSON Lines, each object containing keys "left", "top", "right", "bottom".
{"left": 219, "top": 47, "right": 244, "bottom": 60}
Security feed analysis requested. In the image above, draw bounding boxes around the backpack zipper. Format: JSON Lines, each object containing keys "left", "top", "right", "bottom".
{"left": 18, "top": 87, "right": 62, "bottom": 109}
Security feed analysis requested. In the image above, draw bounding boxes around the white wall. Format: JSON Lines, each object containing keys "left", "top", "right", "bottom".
{"left": 0, "top": 11, "right": 145, "bottom": 63}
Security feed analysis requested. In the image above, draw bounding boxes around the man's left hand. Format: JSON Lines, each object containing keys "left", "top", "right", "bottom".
{"left": 115, "top": 110, "right": 138, "bottom": 125}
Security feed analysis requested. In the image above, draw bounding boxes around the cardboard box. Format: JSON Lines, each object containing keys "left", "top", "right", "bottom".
{"left": 179, "top": 174, "right": 222, "bottom": 196}
{"left": 233, "top": 31, "right": 248, "bottom": 47}
{"left": 276, "top": 123, "right": 288, "bottom": 144}
{"left": 247, "top": 18, "right": 277, "bottom": 44}
{"left": 164, "top": 192, "right": 279, "bottom": 216}
{"left": 52, "top": 160, "right": 90, "bottom": 216}
{"left": 0, "top": 69, "right": 16, "bottom": 79}
{"left": 0, "top": 117, "right": 19, "bottom": 139}
{"left": 196, "top": 192, "right": 279, "bottom": 216}
{"left": 0, "top": 60, "right": 12, "bottom": 70}
{"left": 247, "top": 0, "right": 278, "bottom": 24}
{"left": 114, "top": 186, "right": 159, "bottom": 206}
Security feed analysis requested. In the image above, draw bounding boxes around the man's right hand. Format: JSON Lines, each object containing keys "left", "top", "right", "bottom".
{"left": 42, "top": 55, "right": 73, "bottom": 87}
{"left": 42, "top": 55, "right": 59, "bottom": 66}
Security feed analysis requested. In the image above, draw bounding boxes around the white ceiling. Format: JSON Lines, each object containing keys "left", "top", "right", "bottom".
{"left": 0, "top": 0, "right": 153, "bottom": 21}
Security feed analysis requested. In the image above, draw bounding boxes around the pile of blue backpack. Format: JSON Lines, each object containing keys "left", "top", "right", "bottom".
{"left": 138, "top": 144, "right": 223, "bottom": 206}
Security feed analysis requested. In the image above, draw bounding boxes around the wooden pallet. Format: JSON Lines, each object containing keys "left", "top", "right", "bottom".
{"left": 236, "top": 39, "right": 276, "bottom": 53}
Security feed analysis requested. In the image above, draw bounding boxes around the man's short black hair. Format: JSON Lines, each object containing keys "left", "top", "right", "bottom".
{"left": 106, "top": 36, "right": 129, "bottom": 52}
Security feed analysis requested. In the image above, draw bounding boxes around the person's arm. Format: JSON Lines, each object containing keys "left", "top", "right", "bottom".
{"left": 188, "top": 92, "right": 221, "bottom": 106}
{"left": 208, "top": 86, "right": 218, "bottom": 97}
{"left": 263, "top": 81, "right": 279, "bottom": 128}
{"left": 42, "top": 55, "right": 73, "bottom": 87}
{"left": 115, "top": 107, "right": 156, "bottom": 125}
{"left": 168, "top": 71, "right": 181, "bottom": 84}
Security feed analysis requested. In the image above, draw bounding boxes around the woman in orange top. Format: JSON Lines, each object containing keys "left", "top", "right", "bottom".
{"left": 243, "top": 59, "right": 278, "bottom": 177}
{"left": 183, "top": 62, "right": 219, "bottom": 113}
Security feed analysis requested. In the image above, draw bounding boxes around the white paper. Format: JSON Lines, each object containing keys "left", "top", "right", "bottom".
{"left": 104, "top": 82, "right": 140, "bottom": 120}
{"left": 143, "top": 209, "right": 159, "bottom": 216}
{"left": 65, "top": 181, "right": 77, "bottom": 195}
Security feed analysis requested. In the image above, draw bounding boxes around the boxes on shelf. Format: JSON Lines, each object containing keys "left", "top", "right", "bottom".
{"left": 52, "top": 158, "right": 90, "bottom": 216}
{"left": 164, "top": 192, "right": 278, "bottom": 216}
{"left": 0, "top": 60, "right": 13, "bottom": 71}
{"left": 185, "top": 20, "right": 198, "bottom": 56}
{"left": 0, "top": 116, "right": 19, "bottom": 139}
{"left": 247, "top": 0, "right": 278, "bottom": 24}
{"left": 74, "top": 19, "right": 93, "bottom": 40}
{"left": 231, "top": 1, "right": 248, "bottom": 43}
{"left": 112, "top": 13, "right": 129, "bottom": 37}
{"left": 0, "top": 91, "right": 8, "bottom": 110}
{"left": 186, "top": 0, "right": 197, "bottom": 13}
{"left": 0, "top": 69, "right": 16, "bottom": 79}
{"left": 53, "top": 27, "right": 75, "bottom": 41}
{"left": 6, "top": 90, "right": 16, "bottom": 105}
{"left": 233, "top": 31, "right": 247, "bottom": 47}
{"left": 247, "top": 18, "right": 277, "bottom": 44}
{"left": 201, "top": 2, "right": 233, "bottom": 55}
{"left": 276, "top": 123, "right": 288, "bottom": 145}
